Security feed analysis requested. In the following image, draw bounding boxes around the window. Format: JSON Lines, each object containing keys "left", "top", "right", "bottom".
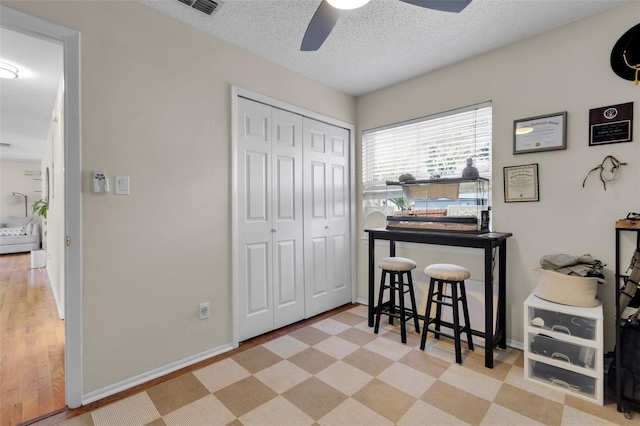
{"left": 362, "top": 102, "right": 492, "bottom": 226}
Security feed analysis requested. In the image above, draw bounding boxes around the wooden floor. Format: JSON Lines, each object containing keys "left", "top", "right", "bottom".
{"left": 0, "top": 253, "right": 65, "bottom": 426}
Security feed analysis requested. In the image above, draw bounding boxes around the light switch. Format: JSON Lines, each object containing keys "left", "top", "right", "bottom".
{"left": 115, "top": 176, "right": 130, "bottom": 195}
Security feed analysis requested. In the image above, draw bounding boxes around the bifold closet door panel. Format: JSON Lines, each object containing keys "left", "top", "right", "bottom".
{"left": 303, "top": 117, "right": 351, "bottom": 318}
{"left": 237, "top": 98, "right": 274, "bottom": 340}
{"left": 271, "top": 107, "right": 305, "bottom": 329}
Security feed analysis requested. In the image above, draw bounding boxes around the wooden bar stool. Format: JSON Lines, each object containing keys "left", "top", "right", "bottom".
{"left": 420, "top": 263, "right": 474, "bottom": 363}
{"left": 374, "top": 257, "right": 420, "bottom": 343}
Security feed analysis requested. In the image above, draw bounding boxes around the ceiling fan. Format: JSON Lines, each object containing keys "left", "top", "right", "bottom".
{"left": 301, "top": 0, "right": 472, "bottom": 51}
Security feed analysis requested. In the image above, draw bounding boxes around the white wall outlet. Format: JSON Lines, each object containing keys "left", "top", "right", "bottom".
{"left": 199, "top": 302, "right": 210, "bottom": 320}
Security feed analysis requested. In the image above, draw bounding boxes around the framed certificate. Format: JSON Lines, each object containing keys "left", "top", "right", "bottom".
{"left": 589, "top": 102, "right": 633, "bottom": 146}
{"left": 513, "top": 112, "right": 567, "bottom": 154}
{"left": 504, "top": 163, "right": 539, "bottom": 202}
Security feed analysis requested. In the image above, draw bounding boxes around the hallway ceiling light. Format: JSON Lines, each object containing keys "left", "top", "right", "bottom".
{"left": 0, "top": 61, "right": 19, "bottom": 79}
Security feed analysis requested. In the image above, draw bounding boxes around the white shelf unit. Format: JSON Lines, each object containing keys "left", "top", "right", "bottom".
{"left": 524, "top": 292, "right": 604, "bottom": 405}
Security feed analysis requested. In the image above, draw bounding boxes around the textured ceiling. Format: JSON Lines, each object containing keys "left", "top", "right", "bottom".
{"left": 134, "top": 0, "right": 628, "bottom": 96}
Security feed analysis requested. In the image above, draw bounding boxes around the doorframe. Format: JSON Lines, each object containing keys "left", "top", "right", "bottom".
{"left": 0, "top": 6, "right": 83, "bottom": 409}
{"left": 231, "top": 86, "right": 356, "bottom": 347}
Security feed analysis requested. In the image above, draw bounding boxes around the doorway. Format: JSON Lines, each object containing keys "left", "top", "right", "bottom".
{"left": 0, "top": 4, "right": 82, "bottom": 414}
{"left": 0, "top": 18, "right": 65, "bottom": 426}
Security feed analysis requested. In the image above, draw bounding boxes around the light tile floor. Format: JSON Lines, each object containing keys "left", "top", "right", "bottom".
{"left": 59, "top": 305, "right": 631, "bottom": 425}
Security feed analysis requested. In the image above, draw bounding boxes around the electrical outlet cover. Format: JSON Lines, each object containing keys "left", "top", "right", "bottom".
{"left": 199, "top": 302, "right": 210, "bottom": 320}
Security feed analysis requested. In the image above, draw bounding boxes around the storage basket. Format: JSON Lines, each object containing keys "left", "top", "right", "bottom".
{"left": 534, "top": 269, "right": 600, "bottom": 307}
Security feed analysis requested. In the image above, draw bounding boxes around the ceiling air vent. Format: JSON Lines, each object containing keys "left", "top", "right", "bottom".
{"left": 177, "top": 0, "right": 221, "bottom": 16}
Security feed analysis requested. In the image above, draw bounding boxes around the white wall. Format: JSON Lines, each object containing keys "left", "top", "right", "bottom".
{"left": 40, "top": 76, "right": 65, "bottom": 318}
{"left": 356, "top": 2, "right": 640, "bottom": 351}
{"left": 4, "top": 0, "right": 356, "bottom": 396}
{"left": 0, "top": 160, "right": 41, "bottom": 224}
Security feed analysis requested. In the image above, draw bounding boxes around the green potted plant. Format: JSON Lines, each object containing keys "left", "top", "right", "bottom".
{"left": 32, "top": 199, "right": 48, "bottom": 219}
{"left": 388, "top": 197, "right": 409, "bottom": 215}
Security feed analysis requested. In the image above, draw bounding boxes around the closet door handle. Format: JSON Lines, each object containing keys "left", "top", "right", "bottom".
{"left": 325, "top": 225, "right": 330, "bottom": 229}
{"left": 271, "top": 228, "right": 277, "bottom": 233}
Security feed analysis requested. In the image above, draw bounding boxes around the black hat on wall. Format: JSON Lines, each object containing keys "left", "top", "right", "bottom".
{"left": 610, "top": 23, "right": 640, "bottom": 84}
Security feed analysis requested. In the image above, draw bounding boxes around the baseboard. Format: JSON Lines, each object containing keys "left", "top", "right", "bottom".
{"left": 506, "top": 339, "right": 524, "bottom": 350}
{"left": 46, "top": 267, "right": 65, "bottom": 320}
{"left": 82, "top": 343, "right": 234, "bottom": 405}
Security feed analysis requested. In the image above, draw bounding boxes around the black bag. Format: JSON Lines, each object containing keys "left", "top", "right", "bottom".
{"left": 608, "top": 321, "right": 640, "bottom": 408}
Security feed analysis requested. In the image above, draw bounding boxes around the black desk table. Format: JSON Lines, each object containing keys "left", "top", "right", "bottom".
{"left": 365, "top": 228, "right": 512, "bottom": 368}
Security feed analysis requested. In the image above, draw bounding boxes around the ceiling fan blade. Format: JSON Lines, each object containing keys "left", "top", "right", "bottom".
{"left": 301, "top": 0, "right": 341, "bottom": 51}
{"left": 399, "top": 0, "right": 472, "bottom": 13}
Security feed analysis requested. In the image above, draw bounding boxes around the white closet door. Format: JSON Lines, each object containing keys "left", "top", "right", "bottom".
{"left": 237, "top": 98, "right": 305, "bottom": 341}
{"left": 237, "top": 98, "right": 273, "bottom": 340}
{"left": 271, "top": 107, "right": 305, "bottom": 329}
{"left": 303, "top": 117, "right": 351, "bottom": 318}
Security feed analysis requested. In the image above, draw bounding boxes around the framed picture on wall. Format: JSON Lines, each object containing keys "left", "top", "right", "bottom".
{"left": 44, "top": 167, "right": 50, "bottom": 203}
{"left": 504, "top": 163, "right": 539, "bottom": 202}
{"left": 589, "top": 102, "right": 633, "bottom": 146}
{"left": 513, "top": 112, "right": 567, "bottom": 154}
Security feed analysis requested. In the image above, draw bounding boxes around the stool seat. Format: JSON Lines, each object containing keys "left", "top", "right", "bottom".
{"left": 424, "top": 263, "right": 470, "bottom": 281}
{"left": 378, "top": 257, "right": 417, "bottom": 272}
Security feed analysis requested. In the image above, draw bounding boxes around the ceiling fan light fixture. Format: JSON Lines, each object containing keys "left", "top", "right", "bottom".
{"left": 327, "top": 0, "right": 371, "bottom": 10}
{"left": 0, "top": 61, "right": 19, "bottom": 79}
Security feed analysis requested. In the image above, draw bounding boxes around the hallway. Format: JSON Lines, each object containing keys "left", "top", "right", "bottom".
{"left": 0, "top": 252, "right": 65, "bottom": 425}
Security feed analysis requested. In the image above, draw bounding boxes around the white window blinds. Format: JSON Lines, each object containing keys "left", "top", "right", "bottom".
{"left": 362, "top": 102, "right": 492, "bottom": 195}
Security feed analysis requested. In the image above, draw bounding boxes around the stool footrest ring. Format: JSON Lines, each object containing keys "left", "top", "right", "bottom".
{"left": 378, "top": 306, "right": 418, "bottom": 321}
